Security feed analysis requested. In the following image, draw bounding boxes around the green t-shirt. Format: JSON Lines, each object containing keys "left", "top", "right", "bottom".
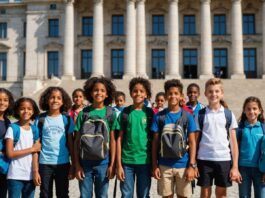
{"left": 116, "top": 106, "right": 153, "bottom": 165}
{"left": 74, "top": 106, "right": 117, "bottom": 135}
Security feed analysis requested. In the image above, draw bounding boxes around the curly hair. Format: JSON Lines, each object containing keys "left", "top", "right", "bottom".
{"left": 164, "top": 79, "right": 183, "bottom": 94}
{"left": 13, "top": 97, "right": 40, "bottom": 120}
{"left": 239, "top": 96, "right": 265, "bottom": 125}
{"left": 83, "top": 76, "right": 116, "bottom": 106}
{"left": 39, "top": 87, "right": 72, "bottom": 113}
{"left": 187, "top": 83, "right": 200, "bottom": 93}
{"left": 129, "top": 77, "right": 152, "bottom": 99}
{"left": 72, "top": 88, "right": 85, "bottom": 99}
{"left": 0, "top": 88, "right": 15, "bottom": 118}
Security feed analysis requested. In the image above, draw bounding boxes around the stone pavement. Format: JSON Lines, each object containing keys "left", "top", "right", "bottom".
{"left": 34, "top": 178, "right": 245, "bottom": 198}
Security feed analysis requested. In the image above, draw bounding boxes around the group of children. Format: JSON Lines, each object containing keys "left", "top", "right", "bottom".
{"left": 0, "top": 77, "right": 264, "bottom": 198}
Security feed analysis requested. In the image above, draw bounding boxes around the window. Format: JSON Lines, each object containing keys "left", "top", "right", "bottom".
{"left": 47, "top": 51, "right": 59, "bottom": 78}
{"left": 112, "top": 15, "right": 124, "bottom": 35}
{"left": 82, "top": 17, "right": 93, "bottom": 36}
{"left": 183, "top": 49, "right": 198, "bottom": 78}
{"left": 183, "top": 15, "right": 196, "bottom": 35}
{"left": 152, "top": 15, "right": 165, "bottom": 35}
{"left": 0, "top": 22, "right": 7, "bottom": 39}
{"left": 111, "top": 49, "right": 124, "bottom": 79}
{"left": 152, "top": 49, "right": 165, "bottom": 79}
{"left": 50, "top": 4, "right": 57, "bottom": 10}
{"left": 23, "top": 52, "right": 26, "bottom": 77}
{"left": 243, "top": 14, "right": 255, "bottom": 35}
{"left": 213, "top": 15, "right": 226, "bottom": 35}
{"left": 0, "top": 52, "right": 7, "bottom": 80}
{"left": 48, "top": 19, "right": 59, "bottom": 37}
{"left": 214, "top": 49, "right": 228, "bottom": 78}
{"left": 23, "top": 22, "right": 26, "bottom": 38}
{"left": 81, "top": 50, "right": 92, "bottom": 79}
{"left": 244, "top": 48, "right": 257, "bottom": 78}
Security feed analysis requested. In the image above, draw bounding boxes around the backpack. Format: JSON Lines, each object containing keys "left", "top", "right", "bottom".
{"left": 0, "top": 121, "right": 38, "bottom": 174}
{"left": 79, "top": 106, "right": 114, "bottom": 161}
{"left": 158, "top": 109, "right": 189, "bottom": 159}
{"left": 259, "top": 126, "right": 265, "bottom": 172}
{"left": 0, "top": 118, "right": 11, "bottom": 174}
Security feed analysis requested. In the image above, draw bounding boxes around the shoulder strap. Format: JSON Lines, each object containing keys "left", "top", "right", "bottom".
{"left": 82, "top": 106, "right": 91, "bottom": 121}
{"left": 62, "top": 113, "right": 71, "bottom": 134}
{"left": 4, "top": 118, "right": 10, "bottom": 129}
{"left": 198, "top": 107, "right": 206, "bottom": 131}
{"left": 30, "top": 124, "right": 39, "bottom": 142}
{"left": 37, "top": 112, "right": 48, "bottom": 142}
{"left": 261, "top": 123, "right": 265, "bottom": 135}
{"left": 105, "top": 106, "right": 114, "bottom": 126}
{"left": 10, "top": 122, "right": 21, "bottom": 146}
{"left": 224, "top": 108, "right": 232, "bottom": 137}
{"left": 121, "top": 106, "right": 131, "bottom": 130}
{"left": 158, "top": 109, "right": 167, "bottom": 133}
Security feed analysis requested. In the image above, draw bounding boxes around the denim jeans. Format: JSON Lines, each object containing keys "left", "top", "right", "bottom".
{"left": 7, "top": 179, "right": 35, "bottom": 198}
{"left": 120, "top": 164, "right": 151, "bottom": 198}
{"left": 0, "top": 173, "right": 7, "bottom": 198}
{"left": 79, "top": 162, "right": 109, "bottom": 198}
{"left": 239, "top": 166, "right": 265, "bottom": 198}
{"left": 39, "top": 163, "right": 70, "bottom": 198}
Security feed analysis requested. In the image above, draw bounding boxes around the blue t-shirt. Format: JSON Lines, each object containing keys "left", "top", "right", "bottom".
{"left": 186, "top": 102, "right": 204, "bottom": 116}
{"left": 238, "top": 121, "right": 264, "bottom": 168}
{"left": 151, "top": 108, "right": 197, "bottom": 168}
{"left": 36, "top": 114, "right": 74, "bottom": 165}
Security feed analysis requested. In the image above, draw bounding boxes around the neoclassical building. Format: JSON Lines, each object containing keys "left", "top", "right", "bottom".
{"left": 0, "top": 0, "right": 265, "bottom": 95}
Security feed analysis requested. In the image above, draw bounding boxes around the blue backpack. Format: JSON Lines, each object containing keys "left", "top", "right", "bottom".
{"left": 0, "top": 121, "right": 39, "bottom": 174}
{"left": 0, "top": 118, "right": 11, "bottom": 174}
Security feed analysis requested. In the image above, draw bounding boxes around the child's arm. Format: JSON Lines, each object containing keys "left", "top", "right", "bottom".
{"left": 152, "top": 133, "right": 160, "bottom": 180}
{"left": 116, "top": 130, "right": 125, "bottom": 181}
{"left": 74, "top": 132, "right": 84, "bottom": 180}
{"left": 185, "top": 132, "right": 198, "bottom": 181}
{"left": 67, "top": 133, "right": 75, "bottom": 180}
{"left": 32, "top": 151, "right": 41, "bottom": 186}
{"left": 229, "top": 128, "right": 242, "bottom": 183}
{"left": 107, "top": 130, "right": 116, "bottom": 179}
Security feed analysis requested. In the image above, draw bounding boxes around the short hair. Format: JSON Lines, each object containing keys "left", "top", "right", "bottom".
{"left": 0, "top": 88, "right": 15, "bottom": 118}
{"left": 13, "top": 97, "right": 40, "bottom": 120}
{"left": 129, "top": 77, "right": 152, "bottom": 99}
{"left": 155, "top": 92, "right": 165, "bottom": 100}
{"left": 164, "top": 79, "right": 183, "bottom": 94}
{"left": 39, "top": 87, "right": 72, "bottom": 113}
{"left": 83, "top": 76, "right": 116, "bottom": 106}
{"left": 187, "top": 83, "right": 200, "bottom": 93}
{"left": 114, "top": 91, "right": 126, "bottom": 100}
{"left": 72, "top": 88, "right": 85, "bottom": 99}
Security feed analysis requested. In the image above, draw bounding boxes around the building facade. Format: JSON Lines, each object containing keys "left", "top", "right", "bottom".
{"left": 0, "top": 0, "right": 265, "bottom": 95}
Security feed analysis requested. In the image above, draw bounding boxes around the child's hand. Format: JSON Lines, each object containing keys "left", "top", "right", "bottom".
{"left": 116, "top": 166, "right": 125, "bottom": 182}
{"left": 68, "top": 165, "right": 75, "bottom": 180}
{"left": 75, "top": 165, "right": 85, "bottom": 181}
{"left": 152, "top": 166, "right": 161, "bottom": 180}
{"left": 33, "top": 171, "right": 41, "bottom": 186}
{"left": 230, "top": 167, "right": 242, "bottom": 183}
{"left": 106, "top": 165, "right": 115, "bottom": 180}
{"left": 32, "top": 141, "right": 41, "bottom": 153}
{"left": 185, "top": 167, "right": 196, "bottom": 182}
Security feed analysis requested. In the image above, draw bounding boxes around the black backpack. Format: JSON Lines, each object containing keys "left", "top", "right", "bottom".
{"left": 79, "top": 106, "right": 114, "bottom": 161}
{"left": 158, "top": 109, "right": 188, "bottom": 159}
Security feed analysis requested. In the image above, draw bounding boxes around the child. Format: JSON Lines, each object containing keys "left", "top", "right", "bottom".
{"left": 5, "top": 97, "right": 41, "bottom": 198}
{"left": 116, "top": 77, "right": 153, "bottom": 197}
{"left": 34, "top": 87, "right": 75, "bottom": 198}
{"left": 151, "top": 79, "right": 198, "bottom": 198}
{"left": 74, "top": 76, "right": 117, "bottom": 197}
{"left": 237, "top": 96, "right": 265, "bottom": 198}
{"left": 0, "top": 88, "right": 14, "bottom": 198}
{"left": 196, "top": 78, "right": 241, "bottom": 198}
{"left": 186, "top": 83, "right": 204, "bottom": 116}
{"left": 113, "top": 91, "right": 126, "bottom": 117}
{"left": 152, "top": 92, "right": 166, "bottom": 114}
{"left": 69, "top": 88, "right": 86, "bottom": 123}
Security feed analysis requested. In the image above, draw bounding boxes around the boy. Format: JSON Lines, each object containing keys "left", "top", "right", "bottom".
{"left": 186, "top": 83, "right": 204, "bottom": 116}
{"left": 116, "top": 77, "right": 153, "bottom": 198}
{"left": 113, "top": 91, "right": 126, "bottom": 117}
{"left": 152, "top": 79, "right": 198, "bottom": 198}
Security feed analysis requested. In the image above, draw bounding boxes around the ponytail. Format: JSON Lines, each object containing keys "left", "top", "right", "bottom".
{"left": 220, "top": 99, "right": 228, "bottom": 109}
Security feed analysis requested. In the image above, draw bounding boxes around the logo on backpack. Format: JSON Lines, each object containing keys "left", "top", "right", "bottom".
{"left": 79, "top": 106, "right": 113, "bottom": 161}
{"left": 159, "top": 110, "right": 188, "bottom": 159}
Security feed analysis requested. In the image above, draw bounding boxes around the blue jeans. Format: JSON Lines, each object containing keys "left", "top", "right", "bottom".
{"left": 120, "top": 164, "right": 151, "bottom": 198}
{"left": 79, "top": 162, "right": 109, "bottom": 198}
{"left": 7, "top": 179, "right": 35, "bottom": 198}
{"left": 239, "top": 166, "right": 265, "bottom": 198}
{"left": 0, "top": 173, "right": 7, "bottom": 198}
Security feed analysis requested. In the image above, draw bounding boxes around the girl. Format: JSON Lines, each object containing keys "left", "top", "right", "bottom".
{"left": 238, "top": 96, "right": 265, "bottom": 198}
{"left": 0, "top": 88, "right": 14, "bottom": 198}
{"left": 196, "top": 78, "right": 241, "bottom": 198}
{"left": 152, "top": 92, "right": 165, "bottom": 114}
{"left": 69, "top": 88, "right": 86, "bottom": 123}
{"left": 34, "top": 87, "right": 75, "bottom": 198}
{"left": 74, "top": 77, "right": 117, "bottom": 198}
{"left": 5, "top": 97, "right": 40, "bottom": 198}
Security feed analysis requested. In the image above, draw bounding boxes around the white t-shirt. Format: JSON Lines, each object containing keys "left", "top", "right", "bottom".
{"left": 5, "top": 126, "right": 33, "bottom": 180}
{"left": 196, "top": 106, "right": 238, "bottom": 161}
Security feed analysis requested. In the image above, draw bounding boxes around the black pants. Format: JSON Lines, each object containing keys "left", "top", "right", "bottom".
{"left": 0, "top": 173, "right": 7, "bottom": 198}
{"left": 39, "top": 163, "right": 70, "bottom": 198}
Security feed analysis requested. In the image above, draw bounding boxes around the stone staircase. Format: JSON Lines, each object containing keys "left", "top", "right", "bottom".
{"left": 31, "top": 79, "right": 265, "bottom": 118}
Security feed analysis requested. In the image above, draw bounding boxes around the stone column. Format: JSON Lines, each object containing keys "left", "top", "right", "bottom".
{"left": 231, "top": 0, "right": 245, "bottom": 79}
{"left": 262, "top": 0, "right": 265, "bottom": 79}
{"left": 62, "top": 0, "right": 75, "bottom": 80}
{"left": 123, "top": 0, "right": 136, "bottom": 79}
{"left": 200, "top": 0, "right": 213, "bottom": 79}
{"left": 136, "top": 0, "right": 148, "bottom": 78}
{"left": 92, "top": 0, "right": 104, "bottom": 76}
{"left": 166, "top": 0, "right": 181, "bottom": 79}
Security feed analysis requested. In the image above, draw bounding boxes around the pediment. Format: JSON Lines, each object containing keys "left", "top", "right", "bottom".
{"left": 0, "top": 43, "right": 11, "bottom": 50}
{"left": 212, "top": 36, "right": 231, "bottom": 44}
{"left": 243, "top": 2, "right": 259, "bottom": 13}
{"left": 44, "top": 42, "right": 63, "bottom": 49}
{"left": 76, "top": 38, "right": 93, "bottom": 47}
{"left": 179, "top": 2, "right": 199, "bottom": 13}
{"left": 148, "top": 37, "right": 167, "bottom": 46}
{"left": 149, "top": 2, "right": 167, "bottom": 14}
{"left": 106, "top": 36, "right": 125, "bottom": 47}
{"left": 180, "top": 36, "right": 200, "bottom": 45}
{"left": 212, "top": 2, "right": 229, "bottom": 13}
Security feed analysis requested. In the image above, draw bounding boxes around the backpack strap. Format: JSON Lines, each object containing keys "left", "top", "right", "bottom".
{"left": 10, "top": 122, "right": 21, "bottom": 146}
{"left": 177, "top": 109, "right": 189, "bottom": 137}
{"left": 37, "top": 112, "right": 47, "bottom": 142}
{"left": 198, "top": 107, "right": 206, "bottom": 131}
{"left": 261, "top": 123, "right": 265, "bottom": 135}
{"left": 62, "top": 113, "right": 71, "bottom": 134}
{"left": 224, "top": 108, "right": 232, "bottom": 138}
{"left": 121, "top": 106, "right": 131, "bottom": 131}
{"left": 30, "top": 124, "right": 39, "bottom": 143}
{"left": 105, "top": 106, "right": 114, "bottom": 128}
{"left": 157, "top": 109, "right": 167, "bottom": 133}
